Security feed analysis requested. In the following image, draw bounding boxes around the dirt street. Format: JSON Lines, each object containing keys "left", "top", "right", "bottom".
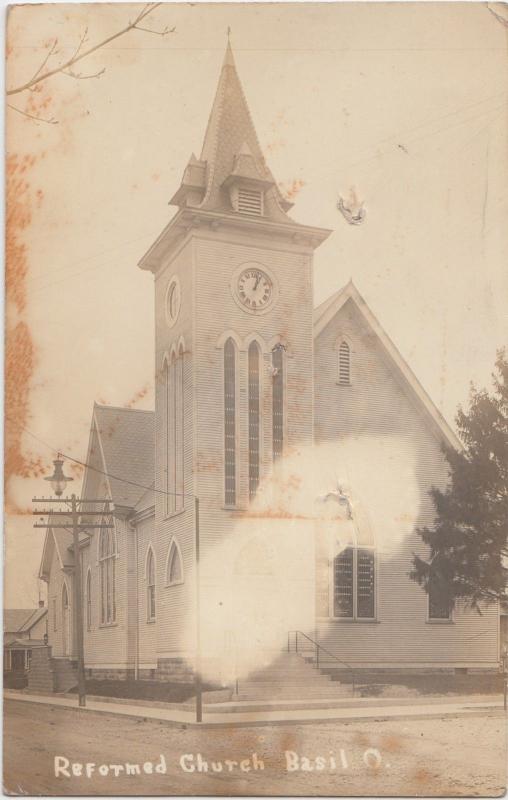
{"left": 3, "top": 699, "right": 507, "bottom": 796}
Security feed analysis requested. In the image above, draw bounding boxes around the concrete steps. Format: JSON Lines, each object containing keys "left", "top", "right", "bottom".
{"left": 233, "top": 651, "right": 350, "bottom": 702}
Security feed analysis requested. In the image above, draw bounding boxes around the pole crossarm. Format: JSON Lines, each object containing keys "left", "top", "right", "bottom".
{"left": 32, "top": 496, "right": 112, "bottom": 503}
{"left": 34, "top": 522, "right": 113, "bottom": 529}
{"left": 32, "top": 510, "right": 112, "bottom": 517}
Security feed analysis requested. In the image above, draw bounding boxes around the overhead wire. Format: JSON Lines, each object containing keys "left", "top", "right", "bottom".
{"left": 6, "top": 415, "right": 193, "bottom": 499}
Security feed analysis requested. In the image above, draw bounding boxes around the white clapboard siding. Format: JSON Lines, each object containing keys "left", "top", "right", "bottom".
{"left": 313, "top": 297, "right": 498, "bottom": 668}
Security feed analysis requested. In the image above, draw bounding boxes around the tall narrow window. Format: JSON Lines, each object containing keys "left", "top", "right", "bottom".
{"left": 248, "top": 341, "right": 261, "bottom": 500}
{"left": 146, "top": 548, "right": 156, "bottom": 621}
{"left": 175, "top": 347, "right": 185, "bottom": 511}
{"left": 272, "top": 345, "right": 284, "bottom": 462}
{"left": 428, "top": 572, "right": 452, "bottom": 620}
{"left": 170, "top": 355, "right": 177, "bottom": 513}
{"left": 166, "top": 540, "right": 183, "bottom": 585}
{"left": 86, "top": 569, "right": 92, "bottom": 631}
{"left": 333, "top": 546, "right": 375, "bottom": 620}
{"left": 357, "top": 548, "right": 375, "bottom": 618}
{"left": 99, "top": 523, "right": 116, "bottom": 624}
{"left": 224, "top": 338, "right": 236, "bottom": 506}
{"left": 52, "top": 597, "right": 57, "bottom": 631}
{"left": 164, "top": 360, "right": 171, "bottom": 516}
{"left": 333, "top": 547, "right": 354, "bottom": 618}
{"left": 338, "top": 341, "right": 351, "bottom": 385}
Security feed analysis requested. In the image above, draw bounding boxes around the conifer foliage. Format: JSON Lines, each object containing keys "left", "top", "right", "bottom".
{"left": 411, "top": 350, "right": 508, "bottom": 610}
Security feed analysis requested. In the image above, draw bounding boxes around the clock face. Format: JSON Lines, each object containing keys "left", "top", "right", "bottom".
{"left": 165, "top": 277, "right": 181, "bottom": 328}
{"left": 236, "top": 267, "right": 273, "bottom": 312}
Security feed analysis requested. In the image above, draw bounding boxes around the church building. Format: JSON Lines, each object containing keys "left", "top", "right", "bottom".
{"left": 39, "top": 42, "right": 499, "bottom": 690}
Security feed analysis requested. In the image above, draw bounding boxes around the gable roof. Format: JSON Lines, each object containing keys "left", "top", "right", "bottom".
{"left": 92, "top": 405, "right": 155, "bottom": 509}
{"left": 4, "top": 607, "right": 47, "bottom": 634}
{"left": 313, "top": 280, "right": 463, "bottom": 451}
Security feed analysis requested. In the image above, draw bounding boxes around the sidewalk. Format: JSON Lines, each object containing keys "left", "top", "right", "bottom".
{"left": 4, "top": 689, "right": 504, "bottom": 728}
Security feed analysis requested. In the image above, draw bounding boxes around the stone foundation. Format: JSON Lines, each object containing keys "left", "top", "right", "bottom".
{"left": 156, "top": 657, "right": 194, "bottom": 683}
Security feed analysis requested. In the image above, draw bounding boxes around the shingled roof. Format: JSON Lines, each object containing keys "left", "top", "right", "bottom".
{"left": 4, "top": 607, "right": 47, "bottom": 634}
{"left": 93, "top": 405, "right": 155, "bottom": 509}
{"left": 172, "top": 42, "right": 292, "bottom": 223}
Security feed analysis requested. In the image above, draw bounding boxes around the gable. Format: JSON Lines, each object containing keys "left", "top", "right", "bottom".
{"left": 314, "top": 282, "right": 462, "bottom": 452}
{"left": 92, "top": 405, "right": 155, "bottom": 509}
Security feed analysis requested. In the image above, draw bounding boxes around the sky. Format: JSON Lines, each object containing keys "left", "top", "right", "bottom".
{"left": 5, "top": 1, "right": 508, "bottom": 607}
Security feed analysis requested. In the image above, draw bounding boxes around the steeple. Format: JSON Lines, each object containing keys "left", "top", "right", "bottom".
{"left": 170, "top": 39, "right": 293, "bottom": 219}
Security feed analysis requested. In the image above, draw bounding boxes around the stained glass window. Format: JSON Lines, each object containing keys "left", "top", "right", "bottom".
{"left": 146, "top": 548, "right": 156, "bottom": 621}
{"left": 333, "top": 546, "right": 375, "bottom": 619}
{"left": 272, "top": 346, "right": 284, "bottom": 462}
{"left": 167, "top": 541, "right": 183, "bottom": 585}
{"left": 248, "top": 341, "right": 261, "bottom": 499}
{"left": 224, "top": 339, "right": 236, "bottom": 506}
{"left": 99, "top": 523, "right": 116, "bottom": 624}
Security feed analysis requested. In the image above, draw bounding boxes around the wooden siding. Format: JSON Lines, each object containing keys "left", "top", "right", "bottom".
{"left": 135, "top": 515, "right": 157, "bottom": 668}
{"left": 313, "top": 298, "right": 498, "bottom": 667}
{"left": 154, "top": 237, "right": 196, "bottom": 660}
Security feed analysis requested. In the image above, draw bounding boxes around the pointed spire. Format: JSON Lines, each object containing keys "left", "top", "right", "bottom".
{"left": 196, "top": 39, "right": 290, "bottom": 220}
{"left": 223, "top": 34, "right": 235, "bottom": 68}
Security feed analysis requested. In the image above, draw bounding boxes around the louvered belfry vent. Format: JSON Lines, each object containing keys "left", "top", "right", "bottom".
{"left": 237, "top": 188, "right": 263, "bottom": 216}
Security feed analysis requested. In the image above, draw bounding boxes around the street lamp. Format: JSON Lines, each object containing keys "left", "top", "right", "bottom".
{"left": 44, "top": 457, "right": 73, "bottom": 497}
{"left": 34, "top": 458, "right": 113, "bottom": 708}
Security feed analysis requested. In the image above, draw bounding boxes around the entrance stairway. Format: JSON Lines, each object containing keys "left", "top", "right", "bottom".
{"left": 232, "top": 650, "right": 352, "bottom": 702}
{"left": 27, "top": 646, "right": 78, "bottom": 694}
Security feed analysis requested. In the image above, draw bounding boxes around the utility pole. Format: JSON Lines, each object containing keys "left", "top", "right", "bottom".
{"left": 33, "top": 457, "right": 113, "bottom": 708}
{"left": 194, "top": 496, "right": 202, "bottom": 723}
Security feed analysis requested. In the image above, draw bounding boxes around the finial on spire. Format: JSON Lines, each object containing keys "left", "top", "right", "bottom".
{"left": 223, "top": 31, "right": 235, "bottom": 68}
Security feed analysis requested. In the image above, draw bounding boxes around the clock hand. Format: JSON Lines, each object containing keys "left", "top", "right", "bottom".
{"left": 253, "top": 273, "right": 261, "bottom": 290}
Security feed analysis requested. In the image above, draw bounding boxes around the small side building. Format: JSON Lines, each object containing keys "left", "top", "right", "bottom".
{"left": 4, "top": 605, "right": 48, "bottom": 687}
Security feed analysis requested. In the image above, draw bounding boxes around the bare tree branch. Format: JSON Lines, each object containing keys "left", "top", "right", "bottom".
{"left": 7, "top": 3, "right": 173, "bottom": 97}
{"left": 7, "top": 103, "right": 58, "bottom": 125}
{"left": 63, "top": 67, "right": 106, "bottom": 81}
{"left": 133, "top": 24, "right": 175, "bottom": 36}
{"left": 28, "top": 38, "right": 59, "bottom": 85}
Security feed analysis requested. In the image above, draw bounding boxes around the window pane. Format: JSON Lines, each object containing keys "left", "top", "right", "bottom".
{"left": 429, "top": 576, "right": 452, "bottom": 619}
{"left": 168, "top": 544, "right": 182, "bottom": 584}
{"left": 100, "top": 562, "right": 105, "bottom": 624}
{"left": 248, "top": 342, "right": 260, "bottom": 499}
{"left": 333, "top": 547, "right": 354, "bottom": 618}
{"left": 272, "top": 347, "right": 283, "bottom": 462}
{"left": 357, "top": 548, "right": 375, "bottom": 618}
{"left": 224, "top": 339, "right": 236, "bottom": 505}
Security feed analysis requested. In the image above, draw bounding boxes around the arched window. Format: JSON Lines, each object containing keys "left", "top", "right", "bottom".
{"left": 248, "top": 341, "right": 261, "bottom": 500}
{"left": 176, "top": 345, "right": 185, "bottom": 512}
{"left": 62, "top": 582, "right": 70, "bottom": 656}
{"left": 146, "top": 547, "right": 156, "bottom": 621}
{"left": 86, "top": 569, "right": 92, "bottom": 631}
{"left": 272, "top": 345, "right": 284, "bottom": 462}
{"left": 224, "top": 338, "right": 237, "bottom": 506}
{"left": 169, "top": 354, "right": 177, "bottom": 514}
{"left": 163, "top": 358, "right": 171, "bottom": 516}
{"left": 166, "top": 539, "right": 183, "bottom": 586}
{"left": 338, "top": 341, "right": 351, "bottom": 385}
{"left": 99, "top": 524, "right": 116, "bottom": 624}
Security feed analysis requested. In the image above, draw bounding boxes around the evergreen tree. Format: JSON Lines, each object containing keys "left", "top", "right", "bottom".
{"left": 411, "top": 350, "right": 508, "bottom": 610}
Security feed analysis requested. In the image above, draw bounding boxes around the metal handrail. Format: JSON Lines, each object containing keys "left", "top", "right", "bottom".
{"left": 288, "top": 630, "right": 356, "bottom": 696}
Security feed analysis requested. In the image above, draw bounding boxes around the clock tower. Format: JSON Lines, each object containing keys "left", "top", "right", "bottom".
{"left": 139, "top": 41, "right": 330, "bottom": 678}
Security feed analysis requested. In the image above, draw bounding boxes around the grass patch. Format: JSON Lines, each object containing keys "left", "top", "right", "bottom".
{"left": 69, "top": 679, "right": 220, "bottom": 703}
{"left": 329, "top": 671, "right": 503, "bottom": 695}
